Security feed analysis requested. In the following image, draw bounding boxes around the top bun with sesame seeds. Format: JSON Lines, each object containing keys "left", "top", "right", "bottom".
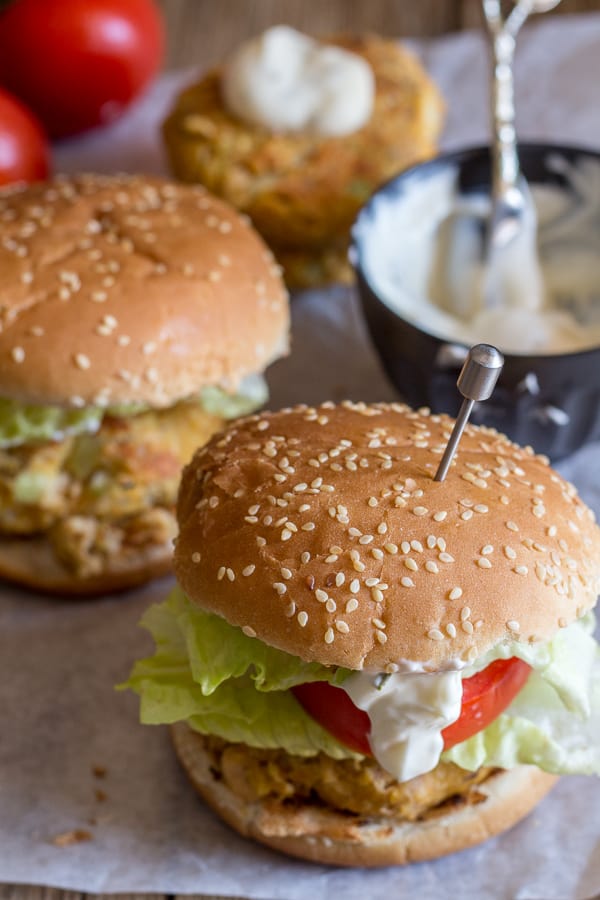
{"left": 174, "top": 401, "right": 600, "bottom": 672}
{"left": 0, "top": 173, "right": 288, "bottom": 409}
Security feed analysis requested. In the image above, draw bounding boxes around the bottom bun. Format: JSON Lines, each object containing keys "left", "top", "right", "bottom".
{"left": 0, "top": 534, "right": 173, "bottom": 597}
{"left": 171, "top": 722, "right": 558, "bottom": 867}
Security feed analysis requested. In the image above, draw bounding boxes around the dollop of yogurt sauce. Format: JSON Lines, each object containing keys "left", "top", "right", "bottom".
{"left": 342, "top": 669, "right": 463, "bottom": 781}
{"left": 222, "top": 25, "right": 375, "bottom": 136}
{"left": 357, "top": 154, "right": 600, "bottom": 354}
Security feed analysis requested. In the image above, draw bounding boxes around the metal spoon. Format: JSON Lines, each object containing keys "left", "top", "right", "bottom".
{"left": 483, "top": 0, "right": 562, "bottom": 252}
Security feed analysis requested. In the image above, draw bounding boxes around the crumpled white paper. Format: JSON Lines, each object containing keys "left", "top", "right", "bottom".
{"left": 1, "top": 14, "right": 600, "bottom": 899}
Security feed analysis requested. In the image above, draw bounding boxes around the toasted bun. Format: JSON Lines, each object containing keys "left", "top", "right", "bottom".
{"left": 0, "top": 533, "right": 172, "bottom": 596}
{"left": 174, "top": 402, "right": 600, "bottom": 672}
{"left": 0, "top": 174, "right": 288, "bottom": 408}
{"left": 171, "top": 723, "right": 557, "bottom": 867}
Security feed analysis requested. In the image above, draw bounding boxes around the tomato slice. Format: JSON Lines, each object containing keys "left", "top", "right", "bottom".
{"left": 292, "top": 657, "right": 531, "bottom": 756}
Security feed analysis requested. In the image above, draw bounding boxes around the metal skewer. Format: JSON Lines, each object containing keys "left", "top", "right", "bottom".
{"left": 434, "top": 344, "right": 504, "bottom": 482}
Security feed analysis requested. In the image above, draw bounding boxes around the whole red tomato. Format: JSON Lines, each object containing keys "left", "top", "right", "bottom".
{"left": 0, "top": 0, "right": 164, "bottom": 139}
{"left": 0, "top": 87, "right": 49, "bottom": 185}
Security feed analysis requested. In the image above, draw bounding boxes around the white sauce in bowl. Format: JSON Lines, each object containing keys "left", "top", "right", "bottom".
{"left": 355, "top": 154, "right": 600, "bottom": 355}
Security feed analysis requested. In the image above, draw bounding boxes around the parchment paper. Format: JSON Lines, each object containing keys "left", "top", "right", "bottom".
{"left": 1, "top": 14, "right": 600, "bottom": 899}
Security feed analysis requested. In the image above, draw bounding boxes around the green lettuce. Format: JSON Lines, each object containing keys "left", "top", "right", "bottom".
{"left": 123, "top": 587, "right": 354, "bottom": 757}
{"left": 124, "top": 588, "right": 600, "bottom": 776}
{"left": 199, "top": 374, "right": 268, "bottom": 420}
{"left": 0, "top": 374, "right": 268, "bottom": 449}
{"left": 444, "top": 618, "right": 600, "bottom": 775}
{"left": 0, "top": 397, "right": 103, "bottom": 449}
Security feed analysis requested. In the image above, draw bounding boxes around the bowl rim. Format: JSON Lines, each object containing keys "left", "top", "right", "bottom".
{"left": 351, "top": 141, "right": 600, "bottom": 364}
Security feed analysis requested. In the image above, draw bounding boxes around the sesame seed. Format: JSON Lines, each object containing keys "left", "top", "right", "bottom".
{"left": 433, "top": 511, "right": 447, "bottom": 522}
{"left": 345, "top": 598, "right": 359, "bottom": 613}
{"left": 425, "top": 560, "right": 439, "bottom": 574}
{"left": 74, "top": 352, "right": 91, "bottom": 370}
{"left": 507, "top": 520, "right": 519, "bottom": 532}
{"left": 413, "top": 506, "right": 428, "bottom": 517}
{"left": 401, "top": 576, "right": 415, "bottom": 587}
{"left": 350, "top": 579, "right": 360, "bottom": 594}
{"left": 336, "top": 620, "right": 349, "bottom": 634}
{"left": 448, "top": 587, "right": 463, "bottom": 600}
{"left": 481, "top": 545, "right": 494, "bottom": 555}
{"left": 371, "top": 548, "right": 384, "bottom": 560}
{"left": 242, "top": 626, "right": 256, "bottom": 638}
{"left": 242, "top": 565, "right": 255, "bottom": 577}
{"left": 217, "top": 566, "right": 226, "bottom": 581}
{"left": 461, "top": 510, "right": 473, "bottom": 521}
{"left": 324, "top": 628, "right": 335, "bottom": 644}
{"left": 461, "top": 606, "right": 471, "bottom": 621}
{"left": 428, "top": 629, "right": 445, "bottom": 642}
{"left": 315, "top": 589, "right": 328, "bottom": 602}
{"left": 375, "top": 630, "right": 387, "bottom": 644}
{"left": 477, "top": 558, "right": 492, "bottom": 569}
{"left": 461, "top": 620, "right": 474, "bottom": 634}
{"left": 192, "top": 552, "right": 201, "bottom": 563}
{"left": 226, "top": 568, "right": 235, "bottom": 582}
{"left": 11, "top": 346, "right": 25, "bottom": 364}
{"left": 301, "top": 522, "right": 315, "bottom": 531}
{"left": 326, "top": 598, "right": 337, "bottom": 613}
{"left": 514, "top": 565, "right": 528, "bottom": 576}
{"left": 297, "top": 611, "right": 308, "bottom": 627}
{"left": 446, "top": 623, "right": 457, "bottom": 638}
{"left": 365, "top": 577, "right": 379, "bottom": 587}
{"left": 371, "top": 588, "right": 384, "bottom": 603}
{"left": 273, "top": 582, "right": 287, "bottom": 595}
{"left": 405, "top": 558, "right": 418, "bottom": 571}
{"left": 372, "top": 618, "right": 386, "bottom": 629}
{"left": 439, "top": 552, "right": 455, "bottom": 563}
{"left": 301, "top": 551, "right": 311, "bottom": 564}
{"left": 281, "top": 529, "right": 292, "bottom": 541}
{"left": 507, "top": 620, "right": 521, "bottom": 633}
{"left": 359, "top": 534, "right": 374, "bottom": 545}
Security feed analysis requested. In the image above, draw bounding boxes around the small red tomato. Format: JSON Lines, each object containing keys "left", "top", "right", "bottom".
{"left": 0, "top": 87, "right": 49, "bottom": 185}
{"left": 0, "top": 0, "right": 164, "bottom": 139}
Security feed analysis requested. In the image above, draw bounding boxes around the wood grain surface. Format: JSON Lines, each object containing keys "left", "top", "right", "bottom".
{"left": 3, "top": 2, "right": 600, "bottom": 900}
{"left": 155, "top": 0, "right": 599, "bottom": 69}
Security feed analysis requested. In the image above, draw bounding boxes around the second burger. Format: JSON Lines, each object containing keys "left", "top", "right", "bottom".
{"left": 0, "top": 174, "right": 289, "bottom": 594}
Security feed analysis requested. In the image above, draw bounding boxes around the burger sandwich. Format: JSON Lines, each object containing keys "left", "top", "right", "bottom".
{"left": 0, "top": 174, "right": 288, "bottom": 594}
{"left": 125, "top": 401, "right": 600, "bottom": 865}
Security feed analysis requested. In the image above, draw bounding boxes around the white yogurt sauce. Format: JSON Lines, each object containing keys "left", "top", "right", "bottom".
{"left": 357, "top": 154, "right": 600, "bottom": 355}
{"left": 342, "top": 669, "right": 462, "bottom": 782}
{"left": 222, "top": 25, "right": 374, "bottom": 136}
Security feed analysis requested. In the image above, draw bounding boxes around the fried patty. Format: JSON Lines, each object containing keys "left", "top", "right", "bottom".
{"left": 163, "top": 34, "right": 444, "bottom": 288}
{"left": 203, "top": 735, "right": 495, "bottom": 823}
{"left": 0, "top": 401, "right": 223, "bottom": 576}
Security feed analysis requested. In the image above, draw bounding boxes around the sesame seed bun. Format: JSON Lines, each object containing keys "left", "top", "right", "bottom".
{"left": 0, "top": 532, "right": 172, "bottom": 596}
{"left": 174, "top": 402, "right": 600, "bottom": 672}
{"left": 0, "top": 174, "right": 289, "bottom": 409}
{"left": 171, "top": 722, "right": 557, "bottom": 867}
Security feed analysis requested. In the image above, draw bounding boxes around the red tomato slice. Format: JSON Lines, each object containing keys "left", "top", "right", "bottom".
{"left": 292, "top": 657, "right": 531, "bottom": 757}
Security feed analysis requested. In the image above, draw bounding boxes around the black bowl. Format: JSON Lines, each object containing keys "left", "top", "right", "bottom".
{"left": 352, "top": 143, "right": 600, "bottom": 460}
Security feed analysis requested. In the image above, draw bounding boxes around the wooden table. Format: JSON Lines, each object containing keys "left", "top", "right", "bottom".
{"left": 3, "top": 2, "right": 600, "bottom": 899}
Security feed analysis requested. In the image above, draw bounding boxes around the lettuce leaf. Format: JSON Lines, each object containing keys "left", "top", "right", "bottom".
{"left": 0, "top": 374, "right": 268, "bottom": 449}
{"left": 123, "top": 587, "right": 355, "bottom": 758}
{"left": 123, "top": 588, "right": 600, "bottom": 775}
{"left": 0, "top": 398, "right": 102, "bottom": 449}
{"left": 443, "top": 663, "right": 600, "bottom": 775}
{"left": 199, "top": 374, "right": 268, "bottom": 420}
